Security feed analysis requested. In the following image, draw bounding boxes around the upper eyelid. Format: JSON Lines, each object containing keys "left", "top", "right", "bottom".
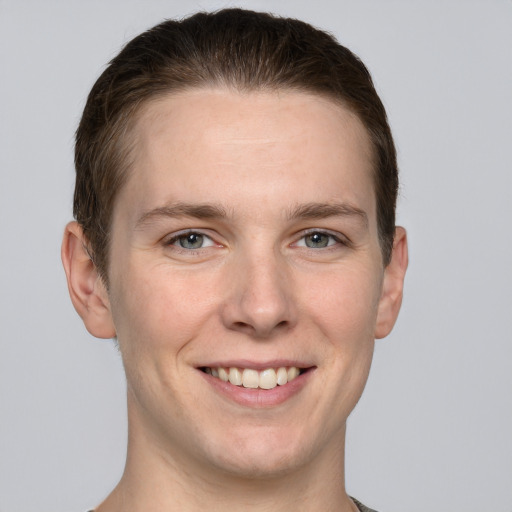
{"left": 300, "top": 228, "right": 341, "bottom": 236}
{"left": 165, "top": 229, "right": 214, "bottom": 240}
{"left": 163, "top": 229, "right": 221, "bottom": 249}
{"left": 295, "top": 228, "right": 350, "bottom": 243}
{"left": 161, "top": 228, "right": 349, "bottom": 246}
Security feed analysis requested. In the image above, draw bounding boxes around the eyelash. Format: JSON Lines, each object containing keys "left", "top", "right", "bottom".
{"left": 164, "top": 230, "right": 217, "bottom": 252}
{"left": 163, "top": 229, "right": 349, "bottom": 253}
{"left": 293, "top": 229, "right": 349, "bottom": 250}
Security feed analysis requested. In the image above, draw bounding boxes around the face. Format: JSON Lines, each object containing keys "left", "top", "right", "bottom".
{"left": 103, "top": 88, "right": 399, "bottom": 478}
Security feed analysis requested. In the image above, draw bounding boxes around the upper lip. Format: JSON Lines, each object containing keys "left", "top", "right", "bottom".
{"left": 196, "top": 359, "right": 314, "bottom": 371}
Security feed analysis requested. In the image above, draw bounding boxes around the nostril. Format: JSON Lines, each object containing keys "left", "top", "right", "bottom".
{"left": 232, "top": 321, "right": 256, "bottom": 335}
{"left": 230, "top": 319, "right": 289, "bottom": 338}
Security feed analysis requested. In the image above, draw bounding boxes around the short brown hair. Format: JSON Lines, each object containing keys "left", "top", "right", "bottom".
{"left": 74, "top": 8, "right": 398, "bottom": 282}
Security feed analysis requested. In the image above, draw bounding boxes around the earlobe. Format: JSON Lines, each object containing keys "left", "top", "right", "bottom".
{"left": 61, "top": 221, "right": 116, "bottom": 339}
{"left": 375, "top": 227, "right": 408, "bottom": 339}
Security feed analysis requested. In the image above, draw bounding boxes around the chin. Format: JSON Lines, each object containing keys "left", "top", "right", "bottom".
{"left": 211, "top": 450, "right": 305, "bottom": 481}
{"left": 202, "top": 425, "right": 322, "bottom": 480}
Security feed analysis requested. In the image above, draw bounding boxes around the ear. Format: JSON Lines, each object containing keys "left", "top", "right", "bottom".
{"left": 375, "top": 226, "right": 408, "bottom": 339}
{"left": 61, "top": 221, "right": 116, "bottom": 339}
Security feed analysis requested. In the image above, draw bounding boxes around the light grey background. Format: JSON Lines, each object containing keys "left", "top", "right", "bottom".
{"left": 1, "top": 1, "right": 511, "bottom": 511}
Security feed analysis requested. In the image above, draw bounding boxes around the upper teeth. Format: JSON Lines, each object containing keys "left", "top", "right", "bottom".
{"left": 205, "top": 366, "right": 301, "bottom": 390}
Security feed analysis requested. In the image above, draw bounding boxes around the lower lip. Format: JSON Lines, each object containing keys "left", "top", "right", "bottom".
{"left": 199, "top": 369, "right": 314, "bottom": 408}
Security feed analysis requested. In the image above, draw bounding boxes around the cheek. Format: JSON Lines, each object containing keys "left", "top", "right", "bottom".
{"left": 110, "top": 262, "right": 220, "bottom": 356}
{"left": 303, "top": 265, "right": 382, "bottom": 340}
{"left": 314, "top": 270, "right": 380, "bottom": 401}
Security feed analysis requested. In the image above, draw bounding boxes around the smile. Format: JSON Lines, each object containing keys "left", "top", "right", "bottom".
{"left": 201, "top": 366, "right": 304, "bottom": 390}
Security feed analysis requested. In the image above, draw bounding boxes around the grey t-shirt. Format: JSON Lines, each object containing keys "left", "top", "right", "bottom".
{"left": 87, "top": 499, "right": 377, "bottom": 511}
{"left": 352, "top": 497, "right": 379, "bottom": 512}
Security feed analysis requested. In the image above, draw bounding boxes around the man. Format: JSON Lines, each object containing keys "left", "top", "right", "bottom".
{"left": 62, "top": 8, "right": 408, "bottom": 512}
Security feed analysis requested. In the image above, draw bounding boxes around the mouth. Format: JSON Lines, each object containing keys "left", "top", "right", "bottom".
{"left": 199, "top": 366, "right": 309, "bottom": 390}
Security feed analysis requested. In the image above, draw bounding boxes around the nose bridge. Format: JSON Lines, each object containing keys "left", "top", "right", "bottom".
{"left": 222, "top": 242, "right": 295, "bottom": 337}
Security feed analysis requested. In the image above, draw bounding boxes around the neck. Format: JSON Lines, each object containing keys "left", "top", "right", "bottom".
{"left": 96, "top": 398, "right": 356, "bottom": 512}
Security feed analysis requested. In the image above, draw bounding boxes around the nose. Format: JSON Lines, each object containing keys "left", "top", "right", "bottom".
{"left": 220, "top": 250, "right": 297, "bottom": 339}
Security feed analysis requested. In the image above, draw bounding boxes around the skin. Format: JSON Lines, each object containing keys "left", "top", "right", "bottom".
{"left": 62, "top": 88, "right": 408, "bottom": 512}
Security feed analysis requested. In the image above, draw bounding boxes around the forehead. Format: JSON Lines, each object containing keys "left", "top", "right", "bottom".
{"left": 116, "top": 88, "right": 376, "bottom": 226}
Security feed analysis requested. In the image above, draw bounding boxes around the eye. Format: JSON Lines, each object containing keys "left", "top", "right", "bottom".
{"left": 295, "top": 231, "right": 341, "bottom": 249}
{"left": 169, "top": 232, "right": 216, "bottom": 250}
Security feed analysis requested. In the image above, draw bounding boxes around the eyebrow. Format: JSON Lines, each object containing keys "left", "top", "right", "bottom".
{"left": 135, "top": 202, "right": 228, "bottom": 228}
{"left": 135, "top": 200, "right": 368, "bottom": 228}
{"left": 286, "top": 202, "right": 368, "bottom": 227}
